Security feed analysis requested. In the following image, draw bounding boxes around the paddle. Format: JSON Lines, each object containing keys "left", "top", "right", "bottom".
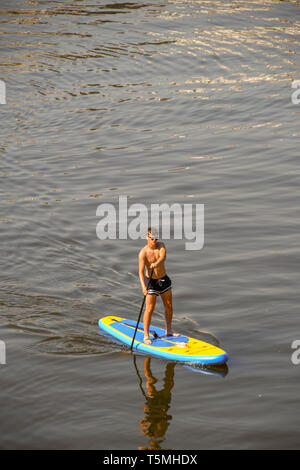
{"left": 130, "top": 268, "right": 154, "bottom": 351}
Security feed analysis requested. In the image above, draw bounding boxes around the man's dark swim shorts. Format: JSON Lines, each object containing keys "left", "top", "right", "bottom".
{"left": 145, "top": 274, "right": 172, "bottom": 296}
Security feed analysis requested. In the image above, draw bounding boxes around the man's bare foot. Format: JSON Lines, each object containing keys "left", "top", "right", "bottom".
{"left": 165, "top": 331, "right": 180, "bottom": 337}
{"left": 144, "top": 336, "right": 152, "bottom": 345}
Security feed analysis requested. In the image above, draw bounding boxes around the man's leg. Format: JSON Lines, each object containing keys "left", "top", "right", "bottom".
{"left": 143, "top": 294, "right": 157, "bottom": 344}
{"left": 161, "top": 289, "right": 180, "bottom": 337}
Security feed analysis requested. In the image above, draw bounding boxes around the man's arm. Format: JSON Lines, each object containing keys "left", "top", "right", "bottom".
{"left": 150, "top": 243, "right": 166, "bottom": 269}
{"left": 138, "top": 249, "right": 147, "bottom": 296}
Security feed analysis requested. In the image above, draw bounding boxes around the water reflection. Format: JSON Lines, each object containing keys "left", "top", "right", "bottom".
{"left": 134, "top": 356, "right": 175, "bottom": 450}
{"left": 183, "top": 363, "right": 228, "bottom": 378}
{"left": 133, "top": 355, "right": 228, "bottom": 449}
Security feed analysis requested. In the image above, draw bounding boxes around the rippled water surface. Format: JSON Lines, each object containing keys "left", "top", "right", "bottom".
{"left": 0, "top": 0, "right": 300, "bottom": 449}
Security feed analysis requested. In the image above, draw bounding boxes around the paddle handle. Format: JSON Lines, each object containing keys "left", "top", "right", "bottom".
{"left": 130, "top": 269, "right": 154, "bottom": 351}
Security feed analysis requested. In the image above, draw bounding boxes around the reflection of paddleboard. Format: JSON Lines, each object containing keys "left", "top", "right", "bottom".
{"left": 182, "top": 363, "right": 229, "bottom": 378}
{"left": 98, "top": 316, "right": 228, "bottom": 365}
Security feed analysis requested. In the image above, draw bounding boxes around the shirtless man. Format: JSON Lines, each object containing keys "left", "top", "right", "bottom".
{"left": 138, "top": 227, "right": 180, "bottom": 345}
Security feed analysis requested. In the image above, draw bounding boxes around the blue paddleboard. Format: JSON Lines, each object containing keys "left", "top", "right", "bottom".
{"left": 98, "top": 316, "right": 228, "bottom": 365}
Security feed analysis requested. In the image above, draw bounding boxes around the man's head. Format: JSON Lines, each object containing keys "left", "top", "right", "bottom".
{"left": 147, "top": 226, "right": 159, "bottom": 244}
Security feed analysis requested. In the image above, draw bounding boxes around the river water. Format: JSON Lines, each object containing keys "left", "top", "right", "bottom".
{"left": 0, "top": 0, "right": 300, "bottom": 450}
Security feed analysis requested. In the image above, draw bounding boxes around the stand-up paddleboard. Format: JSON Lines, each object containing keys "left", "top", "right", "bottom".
{"left": 98, "top": 316, "right": 228, "bottom": 365}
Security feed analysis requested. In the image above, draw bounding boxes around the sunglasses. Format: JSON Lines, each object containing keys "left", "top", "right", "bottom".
{"left": 148, "top": 234, "right": 158, "bottom": 241}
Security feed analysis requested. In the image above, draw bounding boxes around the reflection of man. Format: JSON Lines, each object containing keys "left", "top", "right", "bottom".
{"left": 137, "top": 357, "right": 176, "bottom": 450}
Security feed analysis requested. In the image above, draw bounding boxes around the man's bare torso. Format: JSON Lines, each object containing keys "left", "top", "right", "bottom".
{"left": 140, "top": 241, "right": 166, "bottom": 279}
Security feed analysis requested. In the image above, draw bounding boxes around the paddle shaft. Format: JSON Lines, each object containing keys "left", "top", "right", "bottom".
{"left": 130, "top": 269, "right": 154, "bottom": 351}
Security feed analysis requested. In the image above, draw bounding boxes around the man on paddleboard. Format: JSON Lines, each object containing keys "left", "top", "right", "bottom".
{"left": 138, "top": 227, "right": 180, "bottom": 345}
